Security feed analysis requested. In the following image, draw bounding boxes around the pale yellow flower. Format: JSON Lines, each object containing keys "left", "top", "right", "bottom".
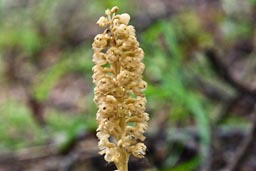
{"left": 92, "top": 6, "right": 149, "bottom": 171}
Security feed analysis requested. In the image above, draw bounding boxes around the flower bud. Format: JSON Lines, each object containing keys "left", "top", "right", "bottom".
{"left": 97, "top": 16, "right": 109, "bottom": 27}
{"left": 119, "top": 13, "right": 130, "bottom": 25}
{"left": 111, "top": 6, "right": 119, "bottom": 13}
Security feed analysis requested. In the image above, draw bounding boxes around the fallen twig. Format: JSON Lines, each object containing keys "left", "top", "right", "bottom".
{"left": 224, "top": 107, "right": 256, "bottom": 171}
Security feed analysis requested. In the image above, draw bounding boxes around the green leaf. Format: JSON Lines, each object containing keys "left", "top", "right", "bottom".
{"left": 33, "top": 59, "right": 68, "bottom": 101}
{"left": 160, "top": 20, "right": 211, "bottom": 167}
{"left": 162, "top": 157, "right": 200, "bottom": 171}
{"left": 0, "top": 27, "right": 43, "bottom": 54}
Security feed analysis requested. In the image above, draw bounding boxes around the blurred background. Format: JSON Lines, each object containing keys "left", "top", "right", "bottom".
{"left": 1, "top": 0, "right": 256, "bottom": 171}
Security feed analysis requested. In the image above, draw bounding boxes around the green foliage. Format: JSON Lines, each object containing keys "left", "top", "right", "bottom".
{"left": 33, "top": 47, "right": 93, "bottom": 101}
{"left": 143, "top": 18, "right": 210, "bottom": 167}
{"left": 0, "top": 99, "right": 97, "bottom": 151}
{"left": 250, "top": 0, "right": 256, "bottom": 4}
{"left": 162, "top": 157, "right": 200, "bottom": 171}
{"left": 0, "top": 100, "right": 45, "bottom": 150}
{"left": 46, "top": 109, "right": 97, "bottom": 151}
{"left": 0, "top": 26, "right": 43, "bottom": 55}
{"left": 221, "top": 20, "right": 253, "bottom": 41}
{"left": 33, "top": 59, "right": 68, "bottom": 101}
{"left": 91, "top": 0, "right": 134, "bottom": 14}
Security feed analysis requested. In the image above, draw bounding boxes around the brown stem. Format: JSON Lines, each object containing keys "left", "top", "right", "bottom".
{"left": 115, "top": 151, "right": 129, "bottom": 171}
